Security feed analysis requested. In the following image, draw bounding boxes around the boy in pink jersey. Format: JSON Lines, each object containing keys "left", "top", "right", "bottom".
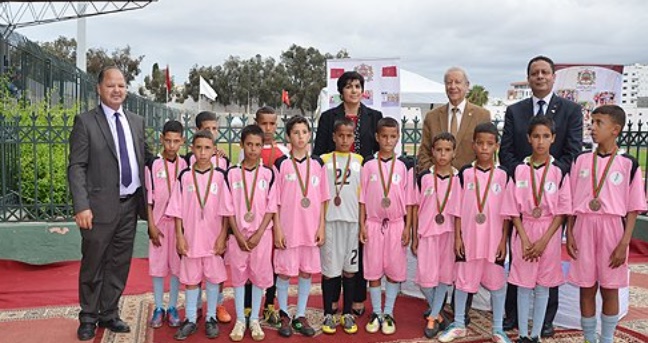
{"left": 439, "top": 123, "right": 512, "bottom": 343}
{"left": 412, "top": 132, "right": 460, "bottom": 339}
{"left": 566, "top": 105, "right": 647, "bottom": 343}
{"left": 273, "top": 116, "right": 330, "bottom": 338}
{"left": 501, "top": 116, "right": 571, "bottom": 343}
{"left": 225, "top": 125, "right": 277, "bottom": 341}
{"left": 145, "top": 120, "right": 187, "bottom": 328}
{"left": 359, "top": 117, "right": 414, "bottom": 336}
{"left": 165, "top": 130, "right": 232, "bottom": 340}
{"left": 184, "top": 111, "right": 231, "bottom": 324}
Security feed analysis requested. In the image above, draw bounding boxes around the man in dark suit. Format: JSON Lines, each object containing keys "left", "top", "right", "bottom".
{"left": 68, "top": 66, "right": 150, "bottom": 341}
{"left": 499, "top": 55, "right": 583, "bottom": 338}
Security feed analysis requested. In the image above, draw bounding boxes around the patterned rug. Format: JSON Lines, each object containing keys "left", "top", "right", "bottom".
{"left": 2, "top": 284, "right": 648, "bottom": 343}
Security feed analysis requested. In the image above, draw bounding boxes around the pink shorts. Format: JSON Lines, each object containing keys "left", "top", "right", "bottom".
{"left": 227, "top": 230, "right": 273, "bottom": 288}
{"left": 415, "top": 231, "right": 455, "bottom": 288}
{"left": 148, "top": 217, "right": 181, "bottom": 278}
{"left": 567, "top": 214, "right": 629, "bottom": 289}
{"left": 274, "top": 245, "right": 321, "bottom": 277}
{"left": 509, "top": 218, "right": 563, "bottom": 288}
{"left": 455, "top": 259, "right": 506, "bottom": 293}
{"left": 179, "top": 255, "right": 227, "bottom": 286}
{"left": 363, "top": 218, "right": 407, "bottom": 282}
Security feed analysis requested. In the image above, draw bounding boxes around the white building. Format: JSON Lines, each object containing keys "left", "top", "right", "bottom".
{"left": 621, "top": 64, "right": 648, "bottom": 125}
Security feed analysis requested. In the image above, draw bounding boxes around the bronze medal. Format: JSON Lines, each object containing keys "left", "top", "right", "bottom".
{"left": 532, "top": 206, "right": 542, "bottom": 218}
{"left": 475, "top": 213, "right": 487, "bottom": 224}
{"left": 589, "top": 198, "right": 601, "bottom": 211}
{"left": 301, "top": 197, "right": 311, "bottom": 208}
{"left": 244, "top": 211, "right": 255, "bottom": 223}
{"left": 435, "top": 213, "right": 445, "bottom": 225}
{"left": 334, "top": 196, "right": 342, "bottom": 206}
{"left": 381, "top": 197, "right": 391, "bottom": 208}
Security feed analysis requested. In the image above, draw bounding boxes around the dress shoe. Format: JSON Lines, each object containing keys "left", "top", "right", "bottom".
{"left": 503, "top": 317, "right": 517, "bottom": 331}
{"left": 77, "top": 323, "right": 96, "bottom": 341}
{"left": 98, "top": 318, "right": 131, "bottom": 333}
{"left": 540, "top": 323, "right": 555, "bottom": 338}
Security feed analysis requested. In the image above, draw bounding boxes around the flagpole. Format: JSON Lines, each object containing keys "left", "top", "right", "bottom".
{"left": 198, "top": 95, "right": 201, "bottom": 113}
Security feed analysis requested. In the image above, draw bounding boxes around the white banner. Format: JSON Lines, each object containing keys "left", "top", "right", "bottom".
{"left": 553, "top": 64, "right": 624, "bottom": 144}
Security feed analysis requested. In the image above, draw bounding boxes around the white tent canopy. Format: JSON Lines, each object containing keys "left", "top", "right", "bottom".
{"left": 400, "top": 68, "right": 446, "bottom": 104}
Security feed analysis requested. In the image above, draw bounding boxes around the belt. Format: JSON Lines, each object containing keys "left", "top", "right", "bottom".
{"left": 120, "top": 191, "right": 138, "bottom": 202}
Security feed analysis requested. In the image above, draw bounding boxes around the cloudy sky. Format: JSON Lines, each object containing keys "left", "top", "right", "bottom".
{"left": 15, "top": 0, "right": 648, "bottom": 98}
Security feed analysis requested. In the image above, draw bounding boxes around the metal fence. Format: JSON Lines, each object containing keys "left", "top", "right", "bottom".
{"left": 1, "top": 108, "right": 647, "bottom": 222}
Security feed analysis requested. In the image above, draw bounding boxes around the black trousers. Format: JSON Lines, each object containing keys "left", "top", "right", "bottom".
{"left": 78, "top": 196, "right": 138, "bottom": 324}
{"left": 352, "top": 243, "right": 367, "bottom": 303}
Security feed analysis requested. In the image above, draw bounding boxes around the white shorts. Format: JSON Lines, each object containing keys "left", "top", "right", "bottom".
{"left": 320, "top": 221, "right": 359, "bottom": 278}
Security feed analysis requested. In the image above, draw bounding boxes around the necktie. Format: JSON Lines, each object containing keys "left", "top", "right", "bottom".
{"left": 450, "top": 107, "right": 459, "bottom": 136}
{"left": 537, "top": 100, "right": 546, "bottom": 116}
{"left": 114, "top": 113, "right": 132, "bottom": 187}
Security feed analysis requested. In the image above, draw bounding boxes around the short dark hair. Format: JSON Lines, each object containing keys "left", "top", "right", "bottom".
{"left": 527, "top": 116, "right": 555, "bottom": 135}
{"left": 285, "top": 115, "right": 311, "bottom": 135}
{"left": 376, "top": 117, "right": 399, "bottom": 133}
{"left": 97, "top": 65, "right": 122, "bottom": 84}
{"left": 527, "top": 55, "right": 555, "bottom": 76}
{"left": 255, "top": 106, "right": 276, "bottom": 120}
{"left": 333, "top": 117, "right": 355, "bottom": 133}
{"left": 195, "top": 111, "right": 218, "bottom": 129}
{"left": 337, "top": 71, "right": 365, "bottom": 95}
{"left": 592, "top": 105, "right": 626, "bottom": 128}
{"left": 162, "top": 120, "right": 184, "bottom": 136}
{"left": 473, "top": 122, "right": 499, "bottom": 142}
{"left": 192, "top": 129, "right": 214, "bottom": 144}
{"left": 241, "top": 124, "right": 264, "bottom": 143}
{"left": 432, "top": 132, "right": 457, "bottom": 150}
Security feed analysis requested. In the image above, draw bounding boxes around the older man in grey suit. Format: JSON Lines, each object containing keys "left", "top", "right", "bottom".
{"left": 68, "top": 66, "right": 150, "bottom": 341}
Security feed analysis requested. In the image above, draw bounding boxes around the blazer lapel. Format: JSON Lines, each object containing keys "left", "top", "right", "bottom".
{"left": 94, "top": 106, "right": 118, "bottom": 159}
{"left": 546, "top": 95, "right": 560, "bottom": 119}
{"left": 125, "top": 110, "right": 143, "bottom": 165}
{"left": 438, "top": 104, "right": 449, "bottom": 134}
{"left": 456, "top": 102, "right": 475, "bottom": 143}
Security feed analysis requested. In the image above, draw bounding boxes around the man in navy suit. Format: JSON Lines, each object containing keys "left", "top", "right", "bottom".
{"left": 499, "top": 55, "right": 583, "bottom": 338}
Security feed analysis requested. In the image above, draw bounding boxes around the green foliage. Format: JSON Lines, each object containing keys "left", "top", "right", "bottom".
{"left": 140, "top": 63, "right": 174, "bottom": 103}
{"left": 467, "top": 84, "right": 490, "bottom": 106}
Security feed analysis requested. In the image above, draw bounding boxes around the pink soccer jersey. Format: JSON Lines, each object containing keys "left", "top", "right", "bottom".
{"left": 360, "top": 155, "right": 415, "bottom": 220}
{"left": 448, "top": 164, "right": 510, "bottom": 263}
{"left": 570, "top": 151, "right": 647, "bottom": 216}
{"left": 165, "top": 166, "right": 232, "bottom": 258}
{"left": 145, "top": 155, "right": 188, "bottom": 226}
{"left": 415, "top": 169, "right": 460, "bottom": 237}
{"left": 225, "top": 164, "right": 278, "bottom": 238}
{"left": 501, "top": 158, "right": 571, "bottom": 219}
{"left": 187, "top": 153, "right": 230, "bottom": 171}
{"left": 274, "top": 155, "right": 331, "bottom": 248}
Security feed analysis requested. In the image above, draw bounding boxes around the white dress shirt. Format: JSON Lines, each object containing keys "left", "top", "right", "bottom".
{"left": 447, "top": 99, "right": 467, "bottom": 132}
{"left": 101, "top": 103, "right": 141, "bottom": 196}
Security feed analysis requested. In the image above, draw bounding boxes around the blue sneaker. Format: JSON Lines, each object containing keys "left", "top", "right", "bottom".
{"left": 438, "top": 323, "right": 467, "bottom": 342}
{"left": 167, "top": 307, "right": 181, "bottom": 327}
{"left": 492, "top": 329, "right": 512, "bottom": 343}
{"left": 149, "top": 307, "right": 165, "bottom": 328}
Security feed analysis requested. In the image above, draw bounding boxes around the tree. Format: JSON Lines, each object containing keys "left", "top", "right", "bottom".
{"left": 139, "top": 63, "right": 173, "bottom": 103}
{"left": 39, "top": 36, "right": 77, "bottom": 62}
{"left": 467, "top": 85, "right": 489, "bottom": 106}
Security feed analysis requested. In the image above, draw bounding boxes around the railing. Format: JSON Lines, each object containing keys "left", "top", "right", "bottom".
{"left": 1, "top": 110, "right": 646, "bottom": 222}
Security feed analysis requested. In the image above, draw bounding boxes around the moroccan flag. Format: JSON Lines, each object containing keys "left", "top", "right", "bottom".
{"left": 330, "top": 68, "right": 345, "bottom": 79}
{"left": 382, "top": 66, "right": 397, "bottom": 77}
{"left": 165, "top": 66, "right": 172, "bottom": 93}
{"left": 282, "top": 90, "right": 290, "bottom": 106}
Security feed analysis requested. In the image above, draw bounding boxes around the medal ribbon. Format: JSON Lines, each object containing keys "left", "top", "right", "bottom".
{"left": 473, "top": 164, "right": 495, "bottom": 214}
{"left": 377, "top": 154, "right": 396, "bottom": 199}
{"left": 192, "top": 163, "right": 214, "bottom": 219}
{"left": 530, "top": 157, "right": 551, "bottom": 208}
{"left": 333, "top": 152, "right": 352, "bottom": 199}
{"left": 163, "top": 156, "right": 180, "bottom": 194}
{"left": 290, "top": 153, "right": 310, "bottom": 199}
{"left": 433, "top": 167, "right": 453, "bottom": 215}
{"left": 591, "top": 148, "right": 618, "bottom": 200}
{"left": 241, "top": 160, "right": 261, "bottom": 213}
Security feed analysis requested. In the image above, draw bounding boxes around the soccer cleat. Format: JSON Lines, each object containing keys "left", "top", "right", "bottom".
{"left": 205, "top": 317, "right": 219, "bottom": 339}
{"left": 292, "top": 316, "right": 316, "bottom": 337}
{"left": 424, "top": 315, "right": 441, "bottom": 338}
{"left": 149, "top": 307, "right": 165, "bottom": 328}
{"left": 438, "top": 323, "right": 467, "bottom": 343}
{"left": 365, "top": 313, "right": 382, "bottom": 334}
{"left": 341, "top": 314, "right": 358, "bottom": 334}
{"left": 249, "top": 319, "right": 265, "bottom": 341}
{"left": 492, "top": 329, "right": 512, "bottom": 343}
{"left": 167, "top": 307, "right": 181, "bottom": 327}
{"left": 263, "top": 304, "right": 281, "bottom": 327}
{"left": 216, "top": 305, "right": 231, "bottom": 323}
{"left": 173, "top": 320, "right": 197, "bottom": 341}
{"left": 321, "top": 314, "right": 337, "bottom": 334}
{"left": 229, "top": 320, "right": 246, "bottom": 342}
{"left": 278, "top": 310, "right": 293, "bottom": 337}
{"left": 381, "top": 314, "right": 396, "bottom": 335}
